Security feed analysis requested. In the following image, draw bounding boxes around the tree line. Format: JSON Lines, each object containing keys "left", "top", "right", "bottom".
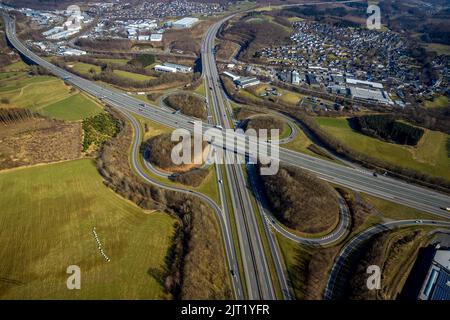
{"left": 55, "top": 58, "right": 199, "bottom": 89}
{"left": 164, "top": 93, "right": 207, "bottom": 120}
{"left": 82, "top": 112, "right": 122, "bottom": 152}
{"left": 96, "top": 109, "right": 232, "bottom": 299}
{"left": 259, "top": 164, "right": 340, "bottom": 234}
{"left": 0, "top": 108, "right": 37, "bottom": 124}
{"left": 351, "top": 114, "right": 424, "bottom": 146}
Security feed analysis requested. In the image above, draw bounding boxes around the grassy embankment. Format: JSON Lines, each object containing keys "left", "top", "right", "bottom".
{"left": 70, "top": 61, "right": 156, "bottom": 81}
{"left": 136, "top": 115, "right": 221, "bottom": 205}
{"left": 0, "top": 62, "right": 102, "bottom": 121}
{"left": 423, "top": 43, "right": 450, "bottom": 56}
{"left": 252, "top": 84, "right": 306, "bottom": 105}
{"left": 315, "top": 117, "right": 450, "bottom": 181}
{"left": 424, "top": 95, "right": 449, "bottom": 109}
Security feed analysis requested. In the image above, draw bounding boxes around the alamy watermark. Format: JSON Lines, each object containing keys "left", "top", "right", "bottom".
{"left": 366, "top": 265, "right": 381, "bottom": 290}
{"left": 170, "top": 121, "right": 280, "bottom": 175}
{"left": 66, "top": 265, "right": 81, "bottom": 290}
{"left": 367, "top": 4, "right": 381, "bottom": 30}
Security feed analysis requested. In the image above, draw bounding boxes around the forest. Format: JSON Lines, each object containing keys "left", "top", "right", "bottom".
{"left": 350, "top": 115, "right": 424, "bottom": 146}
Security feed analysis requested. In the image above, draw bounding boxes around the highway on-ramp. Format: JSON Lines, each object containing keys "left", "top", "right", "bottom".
{"left": 324, "top": 220, "right": 450, "bottom": 299}
{"left": 110, "top": 104, "right": 245, "bottom": 300}
{"left": 4, "top": 13, "right": 449, "bottom": 221}
{"left": 4, "top": 6, "right": 450, "bottom": 301}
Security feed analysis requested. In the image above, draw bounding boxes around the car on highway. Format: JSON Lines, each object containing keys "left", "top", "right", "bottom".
{"left": 415, "top": 220, "right": 423, "bottom": 224}
{"left": 441, "top": 207, "right": 450, "bottom": 212}
{"left": 373, "top": 172, "right": 378, "bottom": 177}
{"left": 230, "top": 269, "right": 235, "bottom": 277}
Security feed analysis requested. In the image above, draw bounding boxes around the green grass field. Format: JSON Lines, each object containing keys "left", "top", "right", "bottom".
{"left": 315, "top": 117, "right": 450, "bottom": 180}
{"left": 252, "top": 84, "right": 305, "bottom": 105}
{"left": 97, "top": 58, "right": 129, "bottom": 65}
{"left": 194, "top": 83, "right": 206, "bottom": 96}
{"left": 424, "top": 43, "right": 450, "bottom": 56}
{"left": 0, "top": 159, "right": 175, "bottom": 299}
{"left": 1, "top": 60, "right": 28, "bottom": 72}
{"left": 41, "top": 93, "right": 102, "bottom": 121}
{"left": 282, "top": 125, "right": 329, "bottom": 159}
{"left": 70, "top": 62, "right": 154, "bottom": 82}
{"left": 70, "top": 62, "right": 101, "bottom": 74}
{"left": 1, "top": 77, "right": 72, "bottom": 108}
{"left": 361, "top": 193, "right": 440, "bottom": 221}
{"left": 0, "top": 71, "right": 27, "bottom": 81}
{"left": 113, "top": 69, "right": 155, "bottom": 81}
{"left": 0, "top": 62, "right": 103, "bottom": 121}
{"left": 424, "top": 95, "right": 449, "bottom": 109}
{"left": 136, "top": 115, "right": 221, "bottom": 205}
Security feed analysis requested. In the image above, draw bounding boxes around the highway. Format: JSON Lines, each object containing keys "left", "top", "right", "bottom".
{"left": 5, "top": 13, "right": 449, "bottom": 221}
{"left": 5, "top": 13, "right": 449, "bottom": 220}
{"left": 324, "top": 220, "right": 450, "bottom": 299}
{"left": 4, "top": 7, "right": 450, "bottom": 300}
{"left": 109, "top": 103, "right": 245, "bottom": 300}
{"left": 202, "top": 15, "right": 278, "bottom": 300}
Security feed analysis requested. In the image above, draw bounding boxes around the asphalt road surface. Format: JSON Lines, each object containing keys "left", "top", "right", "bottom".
{"left": 5, "top": 15, "right": 448, "bottom": 221}
{"left": 324, "top": 220, "right": 450, "bottom": 299}
{"left": 202, "top": 14, "right": 278, "bottom": 300}
{"left": 4, "top": 4, "right": 450, "bottom": 301}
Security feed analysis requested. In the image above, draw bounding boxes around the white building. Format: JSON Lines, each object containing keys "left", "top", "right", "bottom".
{"left": 346, "top": 78, "right": 383, "bottom": 90}
{"left": 128, "top": 20, "right": 157, "bottom": 30}
{"left": 43, "top": 26, "right": 64, "bottom": 37}
{"left": 349, "top": 87, "right": 393, "bottom": 105}
{"left": 150, "top": 33, "right": 163, "bottom": 42}
{"left": 47, "top": 30, "right": 79, "bottom": 40}
{"left": 62, "top": 48, "right": 87, "bottom": 56}
{"left": 419, "top": 248, "right": 450, "bottom": 300}
{"left": 154, "top": 65, "right": 177, "bottom": 73}
{"left": 223, "top": 71, "right": 240, "bottom": 81}
{"left": 235, "top": 77, "right": 260, "bottom": 89}
{"left": 163, "top": 63, "right": 192, "bottom": 73}
{"left": 173, "top": 17, "right": 199, "bottom": 29}
{"left": 138, "top": 35, "right": 150, "bottom": 41}
{"left": 291, "top": 70, "right": 300, "bottom": 85}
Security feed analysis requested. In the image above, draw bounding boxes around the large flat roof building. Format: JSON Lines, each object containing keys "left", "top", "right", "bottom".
{"left": 346, "top": 78, "right": 383, "bottom": 89}
{"left": 350, "top": 87, "right": 393, "bottom": 105}
{"left": 154, "top": 64, "right": 177, "bottom": 73}
{"left": 419, "top": 249, "right": 450, "bottom": 300}
{"left": 173, "top": 17, "right": 199, "bottom": 29}
{"left": 223, "top": 71, "right": 240, "bottom": 81}
{"left": 235, "top": 77, "right": 260, "bottom": 89}
{"left": 291, "top": 70, "right": 300, "bottom": 85}
{"left": 163, "top": 62, "right": 192, "bottom": 73}
{"left": 150, "top": 33, "right": 163, "bottom": 42}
